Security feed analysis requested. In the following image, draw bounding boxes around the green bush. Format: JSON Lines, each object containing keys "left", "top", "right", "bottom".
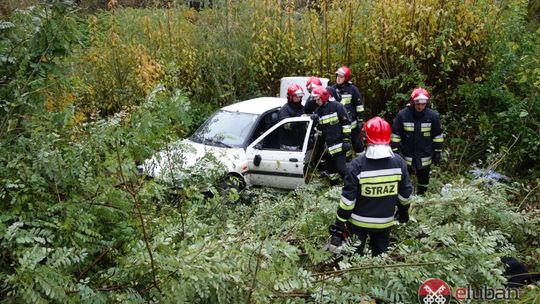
{"left": 444, "top": 25, "right": 540, "bottom": 176}
{"left": 0, "top": 85, "right": 197, "bottom": 302}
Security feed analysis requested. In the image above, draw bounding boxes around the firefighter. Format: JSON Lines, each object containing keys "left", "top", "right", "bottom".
{"left": 278, "top": 83, "right": 305, "bottom": 151}
{"left": 311, "top": 86, "right": 351, "bottom": 184}
{"left": 391, "top": 87, "right": 444, "bottom": 195}
{"left": 329, "top": 66, "right": 365, "bottom": 154}
{"left": 304, "top": 76, "right": 323, "bottom": 115}
{"left": 329, "top": 117, "right": 413, "bottom": 256}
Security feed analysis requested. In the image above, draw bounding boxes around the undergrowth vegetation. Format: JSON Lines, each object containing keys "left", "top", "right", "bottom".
{"left": 0, "top": 0, "right": 539, "bottom": 302}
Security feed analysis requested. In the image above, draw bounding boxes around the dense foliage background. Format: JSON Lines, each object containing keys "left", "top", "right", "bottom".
{"left": 1, "top": 0, "right": 538, "bottom": 302}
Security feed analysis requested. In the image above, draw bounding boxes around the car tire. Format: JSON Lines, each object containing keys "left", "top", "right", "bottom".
{"left": 218, "top": 174, "right": 246, "bottom": 202}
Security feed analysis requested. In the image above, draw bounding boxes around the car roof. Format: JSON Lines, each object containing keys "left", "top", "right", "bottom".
{"left": 221, "top": 97, "right": 287, "bottom": 115}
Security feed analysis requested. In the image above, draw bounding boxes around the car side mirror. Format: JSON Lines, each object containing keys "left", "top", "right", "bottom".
{"left": 253, "top": 154, "right": 261, "bottom": 166}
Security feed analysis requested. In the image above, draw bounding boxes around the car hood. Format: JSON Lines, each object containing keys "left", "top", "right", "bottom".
{"left": 141, "top": 139, "right": 247, "bottom": 181}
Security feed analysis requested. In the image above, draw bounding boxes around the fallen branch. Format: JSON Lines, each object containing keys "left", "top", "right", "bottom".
{"left": 246, "top": 240, "right": 265, "bottom": 304}
{"left": 313, "top": 262, "right": 439, "bottom": 283}
{"left": 517, "top": 180, "right": 540, "bottom": 210}
{"left": 114, "top": 139, "right": 161, "bottom": 293}
{"left": 271, "top": 291, "right": 311, "bottom": 299}
{"left": 77, "top": 246, "right": 113, "bottom": 281}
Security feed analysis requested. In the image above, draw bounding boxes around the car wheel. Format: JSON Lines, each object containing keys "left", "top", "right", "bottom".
{"left": 218, "top": 174, "right": 245, "bottom": 202}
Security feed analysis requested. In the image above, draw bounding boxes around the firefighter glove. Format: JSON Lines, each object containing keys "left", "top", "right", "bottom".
{"left": 309, "top": 114, "right": 319, "bottom": 123}
{"left": 396, "top": 204, "right": 410, "bottom": 223}
{"left": 284, "top": 122, "right": 292, "bottom": 130}
{"left": 329, "top": 223, "right": 346, "bottom": 247}
{"left": 342, "top": 142, "right": 351, "bottom": 153}
{"left": 433, "top": 152, "right": 441, "bottom": 165}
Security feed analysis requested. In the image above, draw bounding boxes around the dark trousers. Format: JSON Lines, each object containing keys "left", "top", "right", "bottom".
{"left": 408, "top": 166, "right": 431, "bottom": 195}
{"left": 327, "top": 152, "right": 348, "bottom": 182}
{"left": 350, "top": 226, "right": 391, "bottom": 256}
{"left": 351, "top": 126, "right": 364, "bottom": 153}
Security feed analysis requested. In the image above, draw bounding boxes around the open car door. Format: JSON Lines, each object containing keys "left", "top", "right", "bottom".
{"left": 246, "top": 116, "right": 315, "bottom": 189}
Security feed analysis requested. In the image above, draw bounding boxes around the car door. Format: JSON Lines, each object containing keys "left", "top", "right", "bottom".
{"left": 246, "top": 116, "right": 314, "bottom": 189}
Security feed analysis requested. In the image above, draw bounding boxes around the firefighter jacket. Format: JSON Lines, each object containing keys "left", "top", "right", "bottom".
{"left": 391, "top": 106, "right": 444, "bottom": 169}
{"left": 337, "top": 153, "right": 413, "bottom": 230}
{"left": 304, "top": 96, "right": 317, "bottom": 115}
{"left": 278, "top": 101, "right": 304, "bottom": 148}
{"left": 329, "top": 82, "right": 365, "bottom": 129}
{"left": 314, "top": 100, "right": 351, "bottom": 156}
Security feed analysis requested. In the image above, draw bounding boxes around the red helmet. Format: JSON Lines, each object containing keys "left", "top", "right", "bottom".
{"left": 410, "top": 87, "right": 430, "bottom": 104}
{"left": 306, "top": 76, "right": 322, "bottom": 92}
{"left": 311, "top": 86, "right": 331, "bottom": 103}
{"left": 364, "top": 116, "right": 391, "bottom": 145}
{"left": 287, "top": 83, "right": 304, "bottom": 102}
{"left": 335, "top": 66, "right": 351, "bottom": 82}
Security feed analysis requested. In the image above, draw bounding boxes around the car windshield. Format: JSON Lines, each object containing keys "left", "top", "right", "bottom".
{"left": 190, "top": 110, "right": 259, "bottom": 148}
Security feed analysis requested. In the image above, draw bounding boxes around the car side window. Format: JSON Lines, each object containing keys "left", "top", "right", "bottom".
{"left": 250, "top": 111, "right": 279, "bottom": 144}
{"left": 260, "top": 121, "right": 308, "bottom": 151}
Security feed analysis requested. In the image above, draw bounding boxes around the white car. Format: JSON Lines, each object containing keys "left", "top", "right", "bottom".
{"left": 140, "top": 96, "right": 324, "bottom": 190}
